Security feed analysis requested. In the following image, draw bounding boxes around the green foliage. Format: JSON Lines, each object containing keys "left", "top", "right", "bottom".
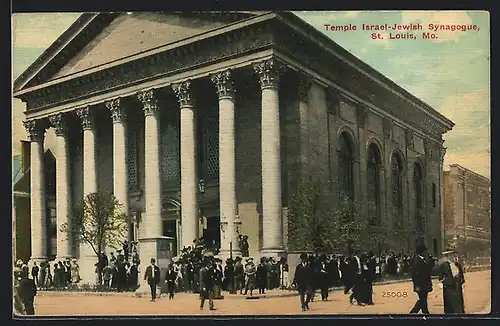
{"left": 60, "top": 192, "right": 129, "bottom": 258}
{"left": 288, "top": 180, "right": 368, "bottom": 254}
{"left": 383, "top": 217, "right": 413, "bottom": 251}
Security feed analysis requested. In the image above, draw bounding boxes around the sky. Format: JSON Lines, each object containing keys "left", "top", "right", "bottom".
{"left": 12, "top": 11, "right": 490, "bottom": 178}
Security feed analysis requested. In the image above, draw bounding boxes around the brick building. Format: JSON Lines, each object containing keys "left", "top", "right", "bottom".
{"left": 13, "top": 12, "right": 454, "bottom": 284}
{"left": 443, "top": 164, "right": 491, "bottom": 261}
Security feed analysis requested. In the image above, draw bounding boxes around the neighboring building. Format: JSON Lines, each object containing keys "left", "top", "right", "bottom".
{"left": 443, "top": 164, "right": 491, "bottom": 261}
{"left": 12, "top": 12, "right": 454, "bottom": 283}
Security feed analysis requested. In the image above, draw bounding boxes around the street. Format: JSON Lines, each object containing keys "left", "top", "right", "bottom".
{"left": 28, "top": 270, "right": 490, "bottom": 316}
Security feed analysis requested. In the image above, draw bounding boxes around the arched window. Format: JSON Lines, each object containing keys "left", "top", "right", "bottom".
{"left": 413, "top": 163, "right": 425, "bottom": 234}
{"left": 338, "top": 132, "right": 354, "bottom": 203}
{"left": 367, "top": 143, "right": 381, "bottom": 226}
{"left": 391, "top": 152, "right": 403, "bottom": 216}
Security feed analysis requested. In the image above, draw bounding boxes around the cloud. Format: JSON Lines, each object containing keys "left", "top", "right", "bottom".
{"left": 400, "top": 11, "right": 474, "bottom": 43}
{"left": 12, "top": 13, "right": 81, "bottom": 49}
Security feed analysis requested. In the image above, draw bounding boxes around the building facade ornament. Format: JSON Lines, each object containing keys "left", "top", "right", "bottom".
{"left": 423, "top": 139, "right": 439, "bottom": 162}
{"left": 137, "top": 90, "right": 159, "bottom": 116}
{"left": 253, "top": 58, "right": 286, "bottom": 90}
{"left": 23, "top": 119, "right": 46, "bottom": 142}
{"left": 383, "top": 117, "right": 393, "bottom": 140}
{"left": 297, "top": 73, "right": 312, "bottom": 103}
{"left": 211, "top": 70, "right": 235, "bottom": 100}
{"left": 356, "top": 103, "right": 368, "bottom": 127}
{"left": 172, "top": 80, "right": 194, "bottom": 107}
{"left": 75, "top": 106, "right": 94, "bottom": 130}
{"left": 105, "top": 98, "right": 126, "bottom": 123}
{"left": 48, "top": 113, "right": 68, "bottom": 137}
{"left": 440, "top": 147, "right": 447, "bottom": 164}
{"left": 405, "top": 129, "right": 415, "bottom": 151}
{"left": 326, "top": 88, "right": 340, "bottom": 116}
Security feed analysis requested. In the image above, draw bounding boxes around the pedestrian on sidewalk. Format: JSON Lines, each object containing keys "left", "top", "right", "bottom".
{"left": 165, "top": 264, "right": 177, "bottom": 300}
{"left": 438, "top": 249, "right": 466, "bottom": 314}
{"left": 292, "top": 253, "right": 314, "bottom": 311}
{"left": 144, "top": 258, "right": 161, "bottom": 302}
{"left": 409, "top": 243, "right": 433, "bottom": 314}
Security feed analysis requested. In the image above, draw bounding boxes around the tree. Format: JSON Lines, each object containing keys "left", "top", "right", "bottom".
{"left": 326, "top": 194, "right": 367, "bottom": 255}
{"left": 61, "top": 191, "right": 129, "bottom": 260}
{"left": 287, "top": 179, "right": 328, "bottom": 252}
{"left": 384, "top": 218, "right": 413, "bottom": 252}
{"left": 287, "top": 180, "right": 369, "bottom": 255}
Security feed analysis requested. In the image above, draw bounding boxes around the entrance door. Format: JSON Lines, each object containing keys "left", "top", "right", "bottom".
{"left": 204, "top": 216, "right": 221, "bottom": 251}
{"left": 163, "top": 220, "right": 178, "bottom": 255}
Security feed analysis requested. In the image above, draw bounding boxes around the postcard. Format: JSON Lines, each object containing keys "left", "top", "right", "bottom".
{"left": 12, "top": 10, "right": 491, "bottom": 317}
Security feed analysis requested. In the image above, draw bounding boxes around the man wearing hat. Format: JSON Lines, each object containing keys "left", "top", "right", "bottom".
{"left": 243, "top": 257, "right": 257, "bottom": 297}
{"left": 199, "top": 257, "right": 216, "bottom": 310}
{"left": 409, "top": 243, "right": 433, "bottom": 314}
{"left": 292, "top": 253, "right": 314, "bottom": 311}
{"left": 144, "top": 258, "right": 161, "bottom": 302}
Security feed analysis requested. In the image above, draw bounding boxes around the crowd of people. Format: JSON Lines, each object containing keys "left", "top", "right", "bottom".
{"left": 13, "top": 234, "right": 468, "bottom": 315}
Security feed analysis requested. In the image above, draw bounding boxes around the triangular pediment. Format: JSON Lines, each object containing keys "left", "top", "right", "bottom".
{"left": 14, "top": 11, "right": 260, "bottom": 92}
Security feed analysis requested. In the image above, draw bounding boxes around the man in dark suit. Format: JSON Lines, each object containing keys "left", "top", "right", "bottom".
{"left": 18, "top": 273, "right": 37, "bottom": 315}
{"left": 199, "top": 258, "right": 216, "bottom": 311}
{"left": 144, "top": 258, "right": 161, "bottom": 302}
{"left": 292, "top": 253, "right": 314, "bottom": 311}
{"left": 409, "top": 243, "right": 433, "bottom": 314}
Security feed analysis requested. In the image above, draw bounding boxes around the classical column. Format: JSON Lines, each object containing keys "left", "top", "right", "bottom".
{"left": 76, "top": 107, "right": 98, "bottom": 195}
{"left": 173, "top": 81, "right": 199, "bottom": 249}
{"left": 253, "top": 58, "right": 286, "bottom": 256}
{"left": 212, "top": 69, "right": 241, "bottom": 257}
{"left": 137, "top": 90, "right": 162, "bottom": 238}
{"left": 49, "top": 113, "right": 72, "bottom": 259}
{"left": 297, "top": 74, "right": 311, "bottom": 180}
{"left": 75, "top": 106, "right": 99, "bottom": 284}
{"left": 106, "top": 98, "right": 130, "bottom": 235}
{"left": 23, "top": 119, "right": 48, "bottom": 263}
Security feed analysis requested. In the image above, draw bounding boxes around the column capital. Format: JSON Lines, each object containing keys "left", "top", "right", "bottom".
{"left": 23, "top": 119, "right": 46, "bottom": 142}
{"left": 138, "top": 89, "right": 159, "bottom": 116}
{"left": 253, "top": 58, "right": 286, "bottom": 90}
{"left": 211, "top": 69, "right": 235, "bottom": 100}
{"left": 106, "top": 98, "right": 127, "bottom": 123}
{"left": 48, "top": 113, "right": 68, "bottom": 137}
{"left": 75, "top": 106, "right": 95, "bottom": 130}
{"left": 440, "top": 147, "right": 447, "bottom": 164}
{"left": 297, "top": 73, "right": 312, "bottom": 103}
{"left": 172, "top": 80, "right": 194, "bottom": 107}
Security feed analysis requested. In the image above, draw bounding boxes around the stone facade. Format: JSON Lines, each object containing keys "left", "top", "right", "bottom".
{"left": 443, "top": 164, "right": 491, "bottom": 260}
{"left": 13, "top": 12, "right": 454, "bottom": 284}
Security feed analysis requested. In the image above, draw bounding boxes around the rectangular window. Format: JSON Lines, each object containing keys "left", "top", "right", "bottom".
{"left": 432, "top": 183, "right": 437, "bottom": 207}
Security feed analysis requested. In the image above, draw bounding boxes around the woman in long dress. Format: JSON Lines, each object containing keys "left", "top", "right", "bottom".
{"left": 438, "top": 250, "right": 465, "bottom": 314}
{"left": 71, "top": 260, "right": 81, "bottom": 284}
{"left": 244, "top": 258, "right": 257, "bottom": 297}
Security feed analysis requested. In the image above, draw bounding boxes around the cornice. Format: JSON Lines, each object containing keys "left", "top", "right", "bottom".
{"left": 17, "top": 21, "right": 275, "bottom": 113}
{"left": 275, "top": 12, "right": 454, "bottom": 133}
{"left": 272, "top": 22, "right": 451, "bottom": 139}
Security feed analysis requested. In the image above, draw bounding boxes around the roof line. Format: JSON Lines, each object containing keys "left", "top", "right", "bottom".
{"left": 279, "top": 12, "right": 454, "bottom": 130}
{"left": 13, "top": 13, "right": 99, "bottom": 92}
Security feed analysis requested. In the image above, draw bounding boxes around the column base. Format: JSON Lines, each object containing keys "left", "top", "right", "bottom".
{"left": 29, "top": 256, "right": 48, "bottom": 264}
{"left": 137, "top": 236, "right": 175, "bottom": 294}
{"left": 260, "top": 249, "right": 286, "bottom": 259}
{"left": 56, "top": 255, "right": 75, "bottom": 262}
{"left": 217, "top": 249, "right": 243, "bottom": 262}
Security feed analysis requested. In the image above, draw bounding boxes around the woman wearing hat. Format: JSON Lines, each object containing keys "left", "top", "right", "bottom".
{"left": 437, "top": 249, "right": 465, "bottom": 314}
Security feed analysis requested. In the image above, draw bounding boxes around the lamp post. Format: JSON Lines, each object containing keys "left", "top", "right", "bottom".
{"left": 198, "top": 178, "right": 205, "bottom": 242}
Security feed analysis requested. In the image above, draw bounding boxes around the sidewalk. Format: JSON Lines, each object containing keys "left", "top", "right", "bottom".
{"left": 38, "top": 268, "right": 490, "bottom": 299}
{"left": 37, "top": 276, "right": 419, "bottom": 298}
